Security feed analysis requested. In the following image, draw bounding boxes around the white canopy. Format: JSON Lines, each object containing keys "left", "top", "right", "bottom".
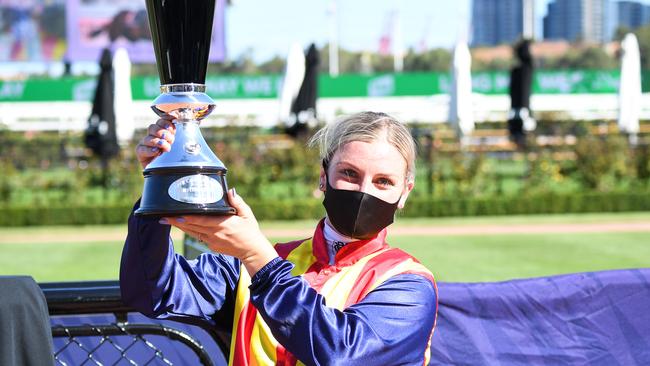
{"left": 278, "top": 43, "right": 306, "bottom": 125}
{"left": 448, "top": 41, "right": 474, "bottom": 137}
{"left": 112, "top": 47, "right": 134, "bottom": 145}
{"left": 618, "top": 33, "right": 641, "bottom": 135}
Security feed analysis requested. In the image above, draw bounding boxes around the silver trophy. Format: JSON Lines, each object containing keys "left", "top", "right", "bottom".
{"left": 135, "top": 0, "right": 235, "bottom": 216}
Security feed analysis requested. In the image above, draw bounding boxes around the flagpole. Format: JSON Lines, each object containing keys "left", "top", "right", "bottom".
{"left": 328, "top": 0, "right": 339, "bottom": 77}
{"left": 522, "top": 0, "right": 535, "bottom": 40}
{"left": 393, "top": 9, "right": 403, "bottom": 73}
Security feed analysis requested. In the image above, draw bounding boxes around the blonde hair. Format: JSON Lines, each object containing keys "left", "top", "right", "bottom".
{"left": 309, "top": 111, "right": 416, "bottom": 180}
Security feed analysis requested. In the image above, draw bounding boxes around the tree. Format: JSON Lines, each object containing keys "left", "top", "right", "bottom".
{"left": 539, "top": 46, "right": 616, "bottom": 69}
{"left": 630, "top": 24, "right": 650, "bottom": 69}
{"left": 404, "top": 48, "right": 452, "bottom": 72}
{"left": 258, "top": 56, "right": 285, "bottom": 74}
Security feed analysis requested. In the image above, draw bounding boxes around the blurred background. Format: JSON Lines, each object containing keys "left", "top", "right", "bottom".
{"left": 0, "top": 0, "right": 649, "bottom": 284}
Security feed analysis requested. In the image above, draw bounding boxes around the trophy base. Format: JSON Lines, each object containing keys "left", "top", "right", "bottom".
{"left": 134, "top": 205, "right": 236, "bottom": 217}
{"left": 135, "top": 167, "right": 236, "bottom": 217}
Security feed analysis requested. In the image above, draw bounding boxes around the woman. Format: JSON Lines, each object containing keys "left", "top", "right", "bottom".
{"left": 121, "top": 111, "right": 438, "bottom": 365}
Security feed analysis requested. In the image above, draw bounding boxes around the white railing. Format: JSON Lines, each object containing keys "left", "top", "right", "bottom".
{"left": 2, "top": 94, "right": 650, "bottom": 132}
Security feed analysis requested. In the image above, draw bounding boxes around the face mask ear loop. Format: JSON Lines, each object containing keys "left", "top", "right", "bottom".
{"left": 324, "top": 173, "right": 331, "bottom": 191}
{"left": 393, "top": 176, "right": 410, "bottom": 208}
{"left": 322, "top": 160, "right": 331, "bottom": 188}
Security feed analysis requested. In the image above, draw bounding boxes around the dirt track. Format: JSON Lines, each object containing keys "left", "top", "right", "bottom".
{"left": 263, "top": 222, "right": 650, "bottom": 238}
{"left": 1, "top": 221, "right": 649, "bottom": 244}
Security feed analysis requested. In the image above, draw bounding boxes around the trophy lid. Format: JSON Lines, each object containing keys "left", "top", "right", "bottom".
{"left": 145, "top": 0, "right": 216, "bottom": 85}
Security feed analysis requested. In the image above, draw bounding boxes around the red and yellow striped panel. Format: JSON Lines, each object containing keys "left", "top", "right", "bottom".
{"left": 228, "top": 237, "right": 436, "bottom": 366}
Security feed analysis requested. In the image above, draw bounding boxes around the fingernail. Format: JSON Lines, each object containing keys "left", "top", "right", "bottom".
{"left": 232, "top": 188, "right": 237, "bottom": 197}
{"left": 161, "top": 131, "right": 166, "bottom": 139}
{"left": 150, "top": 147, "right": 159, "bottom": 152}
{"left": 158, "top": 218, "right": 169, "bottom": 225}
{"left": 176, "top": 217, "right": 186, "bottom": 223}
{"left": 157, "top": 139, "right": 164, "bottom": 146}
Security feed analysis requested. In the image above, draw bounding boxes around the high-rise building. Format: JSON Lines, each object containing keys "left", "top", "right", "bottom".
{"left": 617, "top": 1, "right": 650, "bottom": 30}
{"left": 471, "top": 0, "right": 534, "bottom": 46}
{"left": 543, "top": 0, "right": 612, "bottom": 43}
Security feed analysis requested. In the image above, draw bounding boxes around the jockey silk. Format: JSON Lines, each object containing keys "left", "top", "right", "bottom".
{"left": 229, "top": 226, "right": 437, "bottom": 365}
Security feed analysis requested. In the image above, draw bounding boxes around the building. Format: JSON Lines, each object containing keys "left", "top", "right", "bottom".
{"left": 543, "top": 0, "right": 613, "bottom": 43}
{"left": 617, "top": 1, "right": 650, "bottom": 30}
{"left": 472, "top": 0, "right": 535, "bottom": 46}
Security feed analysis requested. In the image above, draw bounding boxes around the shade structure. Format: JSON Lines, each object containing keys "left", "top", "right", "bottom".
{"left": 84, "top": 48, "right": 119, "bottom": 159}
{"left": 618, "top": 33, "right": 641, "bottom": 135}
{"left": 448, "top": 41, "right": 474, "bottom": 138}
{"left": 112, "top": 47, "right": 134, "bottom": 145}
{"left": 509, "top": 40, "right": 534, "bottom": 111}
{"left": 287, "top": 43, "right": 320, "bottom": 136}
{"left": 279, "top": 43, "right": 306, "bottom": 125}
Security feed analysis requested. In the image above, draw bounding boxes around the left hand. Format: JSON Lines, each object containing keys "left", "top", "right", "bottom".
{"left": 162, "top": 189, "right": 279, "bottom": 277}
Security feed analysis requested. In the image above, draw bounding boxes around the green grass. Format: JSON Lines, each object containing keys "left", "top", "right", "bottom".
{"left": 389, "top": 232, "right": 650, "bottom": 283}
{"left": 1, "top": 212, "right": 648, "bottom": 283}
{"left": 258, "top": 211, "right": 650, "bottom": 228}
{"left": 0, "top": 241, "right": 123, "bottom": 282}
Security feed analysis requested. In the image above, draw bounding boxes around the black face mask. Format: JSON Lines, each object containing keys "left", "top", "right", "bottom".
{"left": 322, "top": 172, "right": 400, "bottom": 240}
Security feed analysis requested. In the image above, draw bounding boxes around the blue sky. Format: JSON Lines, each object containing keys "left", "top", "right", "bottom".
{"left": 227, "top": 0, "right": 473, "bottom": 61}
{"left": 226, "top": 0, "right": 650, "bottom": 62}
{"left": 226, "top": 0, "right": 535, "bottom": 61}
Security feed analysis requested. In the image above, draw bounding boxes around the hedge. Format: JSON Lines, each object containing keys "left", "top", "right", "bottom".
{"left": 400, "top": 191, "right": 650, "bottom": 218}
{"left": 0, "top": 205, "right": 134, "bottom": 226}
{"left": 0, "top": 191, "right": 649, "bottom": 226}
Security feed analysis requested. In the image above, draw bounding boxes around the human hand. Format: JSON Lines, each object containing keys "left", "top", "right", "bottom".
{"left": 161, "top": 189, "right": 278, "bottom": 277}
{"left": 135, "top": 116, "right": 176, "bottom": 169}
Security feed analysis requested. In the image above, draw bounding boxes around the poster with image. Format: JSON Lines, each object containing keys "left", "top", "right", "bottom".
{"left": 0, "top": 0, "right": 66, "bottom": 61}
{"left": 65, "top": 0, "right": 226, "bottom": 63}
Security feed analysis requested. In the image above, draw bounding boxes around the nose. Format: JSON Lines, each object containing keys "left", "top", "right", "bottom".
{"left": 358, "top": 179, "right": 374, "bottom": 195}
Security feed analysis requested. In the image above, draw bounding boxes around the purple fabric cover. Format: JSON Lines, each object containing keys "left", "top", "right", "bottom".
{"left": 52, "top": 269, "right": 650, "bottom": 365}
{"left": 430, "top": 269, "right": 650, "bottom": 365}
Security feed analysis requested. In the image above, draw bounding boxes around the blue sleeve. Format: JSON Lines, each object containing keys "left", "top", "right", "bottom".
{"left": 119, "top": 200, "right": 240, "bottom": 329}
{"left": 249, "top": 260, "right": 437, "bottom": 366}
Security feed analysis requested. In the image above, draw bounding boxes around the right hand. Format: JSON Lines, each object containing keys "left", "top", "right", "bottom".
{"left": 163, "top": 188, "right": 278, "bottom": 277}
{"left": 135, "top": 116, "right": 176, "bottom": 169}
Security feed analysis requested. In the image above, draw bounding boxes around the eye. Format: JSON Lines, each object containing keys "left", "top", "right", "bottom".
{"left": 340, "top": 168, "right": 358, "bottom": 181}
{"left": 376, "top": 177, "right": 395, "bottom": 187}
